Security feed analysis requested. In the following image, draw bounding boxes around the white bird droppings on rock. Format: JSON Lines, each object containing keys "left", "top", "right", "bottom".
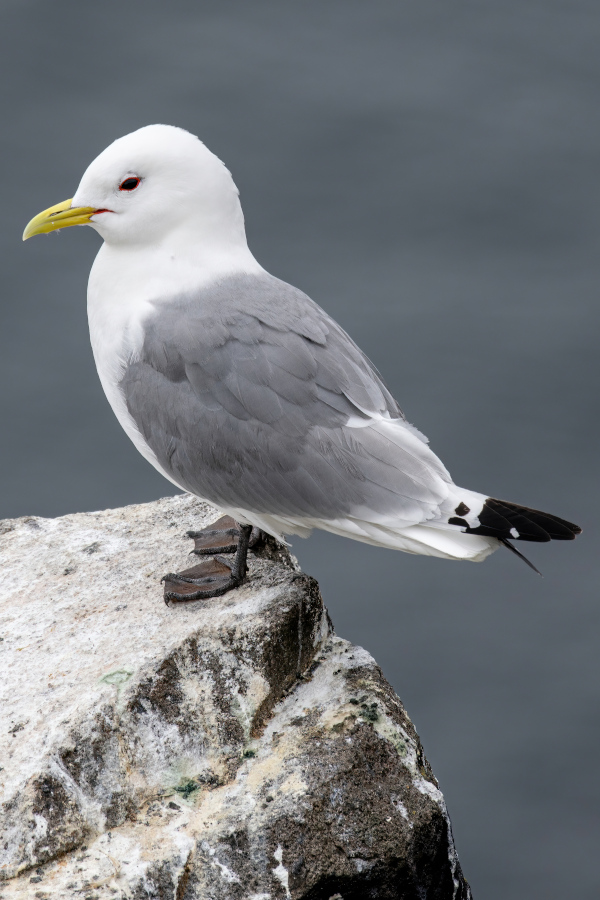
{"left": 272, "top": 844, "right": 291, "bottom": 899}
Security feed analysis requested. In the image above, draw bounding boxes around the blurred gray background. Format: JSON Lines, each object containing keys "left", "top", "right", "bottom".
{"left": 1, "top": 1, "right": 597, "bottom": 896}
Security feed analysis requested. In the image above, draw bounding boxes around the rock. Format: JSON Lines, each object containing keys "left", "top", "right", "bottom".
{"left": 0, "top": 495, "right": 472, "bottom": 899}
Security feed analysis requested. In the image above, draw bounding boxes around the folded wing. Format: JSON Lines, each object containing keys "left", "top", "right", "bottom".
{"left": 120, "top": 273, "right": 453, "bottom": 529}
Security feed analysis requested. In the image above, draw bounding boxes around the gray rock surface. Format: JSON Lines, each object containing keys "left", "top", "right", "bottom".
{"left": 0, "top": 495, "right": 471, "bottom": 899}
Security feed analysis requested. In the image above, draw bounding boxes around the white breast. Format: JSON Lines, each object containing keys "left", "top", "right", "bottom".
{"left": 86, "top": 245, "right": 186, "bottom": 489}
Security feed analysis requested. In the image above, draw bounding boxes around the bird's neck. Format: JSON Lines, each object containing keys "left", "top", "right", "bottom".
{"left": 88, "top": 232, "right": 263, "bottom": 307}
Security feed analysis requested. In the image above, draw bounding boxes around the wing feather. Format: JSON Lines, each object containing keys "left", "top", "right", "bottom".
{"left": 121, "top": 272, "right": 451, "bottom": 526}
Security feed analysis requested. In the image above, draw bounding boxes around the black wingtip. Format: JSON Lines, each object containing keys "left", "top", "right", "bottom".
{"left": 500, "top": 539, "right": 543, "bottom": 577}
{"left": 461, "top": 497, "right": 581, "bottom": 543}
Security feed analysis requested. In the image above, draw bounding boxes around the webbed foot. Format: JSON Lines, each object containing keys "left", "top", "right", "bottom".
{"left": 163, "top": 522, "right": 253, "bottom": 604}
{"left": 187, "top": 515, "right": 264, "bottom": 555}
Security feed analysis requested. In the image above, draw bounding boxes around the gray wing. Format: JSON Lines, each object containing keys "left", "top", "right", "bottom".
{"left": 121, "top": 273, "right": 451, "bottom": 524}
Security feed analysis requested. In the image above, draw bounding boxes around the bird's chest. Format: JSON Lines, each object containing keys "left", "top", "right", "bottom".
{"left": 87, "top": 248, "right": 164, "bottom": 388}
{"left": 87, "top": 278, "right": 159, "bottom": 460}
{"left": 88, "top": 297, "right": 145, "bottom": 400}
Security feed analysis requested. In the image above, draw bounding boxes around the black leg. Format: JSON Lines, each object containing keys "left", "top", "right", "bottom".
{"left": 163, "top": 523, "right": 253, "bottom": 604}
{"left": 248, "top": 526, "right": 263, "bottom": 549}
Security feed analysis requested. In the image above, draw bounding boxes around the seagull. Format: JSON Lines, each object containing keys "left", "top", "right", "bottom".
{"left": 23, "top": 125, "right": 581, "bottom": 602}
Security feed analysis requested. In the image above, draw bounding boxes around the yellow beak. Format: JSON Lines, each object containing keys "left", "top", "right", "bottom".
{"left": 22, "top": 198, "right": 99, "bottom": 241}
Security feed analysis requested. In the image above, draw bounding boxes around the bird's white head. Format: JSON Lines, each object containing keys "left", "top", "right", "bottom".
{"left": 24, "top": 124, "right": 250, "bottom": 255}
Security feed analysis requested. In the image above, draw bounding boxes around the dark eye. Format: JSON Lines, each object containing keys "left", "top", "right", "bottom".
{"left": 119, "top": 177, "right": 141, "bottom": 191}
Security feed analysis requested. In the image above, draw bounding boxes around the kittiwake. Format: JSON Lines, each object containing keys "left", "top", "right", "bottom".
{"left": 23, "top": 125, "right": 581, "bottom": 601}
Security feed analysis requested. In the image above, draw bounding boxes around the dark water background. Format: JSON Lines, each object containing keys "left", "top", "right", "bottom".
{"left": 1, "top": 2, "right": 598, "bottom": 896}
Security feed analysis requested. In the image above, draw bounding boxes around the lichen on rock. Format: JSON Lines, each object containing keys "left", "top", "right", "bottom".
{"left": 0, "top": 495, "right": 471, "bottom": 898}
